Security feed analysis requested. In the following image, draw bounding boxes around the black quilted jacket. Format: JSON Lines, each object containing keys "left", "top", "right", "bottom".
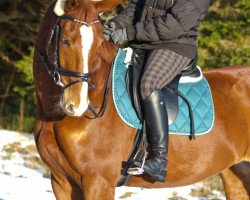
{"left": 110, "top": 0, "right": 211, "bottom": 58}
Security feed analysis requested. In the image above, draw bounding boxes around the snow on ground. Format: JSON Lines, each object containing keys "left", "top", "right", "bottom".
{"left": 0, "top": 130, "right": 55, "bottom": 200}
{"left": 0, "top": 130, "right": 225, "bottom": 200}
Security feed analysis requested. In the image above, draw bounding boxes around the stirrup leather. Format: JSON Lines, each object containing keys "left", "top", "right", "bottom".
{"left": 127, "top": 121, "right": 148, "bottom": 175}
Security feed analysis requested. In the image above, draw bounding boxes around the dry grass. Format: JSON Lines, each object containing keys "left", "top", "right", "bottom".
{"left": 1, "top": 141, "right": 51, "bottom": 178}
{"left": 118, "top": 192, "right": 137, "bottom": 199}
{"left": 190, "top": 175, "right": 225, "bottom": 199}
{"left": 168, "top": 191, "right": 188, "bottom": 200}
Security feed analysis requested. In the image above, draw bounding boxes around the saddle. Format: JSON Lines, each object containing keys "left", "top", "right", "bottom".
{"left": 126, "top": 49, "right": 200, "bottom": 126}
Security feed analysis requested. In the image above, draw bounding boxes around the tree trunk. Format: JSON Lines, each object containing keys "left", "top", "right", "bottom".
{"left": 0, "top": 69, "right": 15, "bottom": 124}
{"left": 18, "top": 97, "right": 24, "bottom": 132}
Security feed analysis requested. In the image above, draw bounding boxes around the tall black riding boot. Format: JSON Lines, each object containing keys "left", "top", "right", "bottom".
{"left": 141, "top": 89, "right": 169, "bottom": 182}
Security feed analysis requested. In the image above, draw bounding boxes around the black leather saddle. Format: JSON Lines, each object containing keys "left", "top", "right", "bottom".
{"left": 126, "top": 49, "right": 200, "bottom": 125}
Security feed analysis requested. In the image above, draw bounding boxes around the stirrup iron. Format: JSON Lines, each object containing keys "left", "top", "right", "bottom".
{"left": 127, "top": 145, "right": 147, "bottom": 175}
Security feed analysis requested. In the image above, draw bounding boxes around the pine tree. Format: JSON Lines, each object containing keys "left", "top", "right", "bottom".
{"left": 0, "top": 0, "right": 50, "bottom": 131}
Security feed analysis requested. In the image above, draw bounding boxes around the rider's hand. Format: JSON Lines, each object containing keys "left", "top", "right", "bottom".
{"left": 110, "top": 28, "right": 128, "bottom": 46}
{"left": 102, "top": 22, "right": 116, "bottom": 41}
{"left": 105, "top": 22, "right": 116, "bottom": 32}
{"left": 103, "top": 30, "right": 111, "bottom": 41}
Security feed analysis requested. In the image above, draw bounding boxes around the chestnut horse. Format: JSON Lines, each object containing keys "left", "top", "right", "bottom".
{"left": 33, "top": 0, "right": 250, "bottom": 199}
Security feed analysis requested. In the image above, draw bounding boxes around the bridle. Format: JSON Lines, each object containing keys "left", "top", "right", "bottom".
{"left": 35, "top": 14, "right": 112, "bottom": 118}
{"left": 35, "top": 14, "right": 99, "bottom": 90}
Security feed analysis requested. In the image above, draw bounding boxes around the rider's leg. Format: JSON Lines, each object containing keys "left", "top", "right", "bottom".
{"left": 140, "top": 49, "right": 191, "bottom": 99}
{"left": 139, "top": 49, "right": 191, "bottom": 182}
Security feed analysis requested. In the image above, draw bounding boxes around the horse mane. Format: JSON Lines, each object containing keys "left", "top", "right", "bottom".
{"left": 96, "top": 41, "right": 118, "bottom": 64}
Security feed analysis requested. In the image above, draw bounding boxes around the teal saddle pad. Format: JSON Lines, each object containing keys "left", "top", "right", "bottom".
{"left": 112, "top": 49, "right": 215, "bottom": 135}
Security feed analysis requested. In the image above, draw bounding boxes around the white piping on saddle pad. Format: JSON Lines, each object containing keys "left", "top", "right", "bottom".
{"left": 54, "top": 0, "right": 67, "bottom": 16}
{"left": 179, "top": 66, "right": 203, "bottom": 83}
{"left": 124, "top": 48, "right": 133, "bottom": 68}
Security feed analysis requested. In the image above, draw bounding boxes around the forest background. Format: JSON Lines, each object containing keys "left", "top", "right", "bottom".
{"left": 0, "top": 0, "right": 249, "bottom": 132}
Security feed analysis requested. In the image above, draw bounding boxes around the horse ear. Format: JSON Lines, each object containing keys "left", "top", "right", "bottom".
{"left": 54, "top": 0, "right": 67, "bottom": 16}
{"left": 54, "top": 0, "right": 80, "bottom": 16}
{"left": 93, "top": 0, "right": 121, "bottom": 13}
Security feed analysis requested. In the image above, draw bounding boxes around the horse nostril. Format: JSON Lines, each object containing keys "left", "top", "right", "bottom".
{"left": 65, "top": 103, "right": 75, "bottom": 115}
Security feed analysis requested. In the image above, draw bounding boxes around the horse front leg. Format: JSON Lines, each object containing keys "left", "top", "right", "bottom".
{"left": 51, "top": 173, "right": 84, "bottom": 200}
{"left": 34, "top": 120, "right": 85, "bottom": 200}
{"left": 81, "top": 172, "right": 116, "bottom": 200}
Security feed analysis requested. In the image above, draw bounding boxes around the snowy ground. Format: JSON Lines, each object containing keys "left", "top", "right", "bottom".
{"left": 0, "top": 130, "right": 225, "bottom": 200}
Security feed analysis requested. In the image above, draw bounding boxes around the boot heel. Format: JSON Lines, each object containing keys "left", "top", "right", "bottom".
{"left": 144, "top": 167, "right": 167, "bottom": 182}
{"left": 157, "top": 168, "right": 167, "bottom": 182}
{"left": 155, "top": 174, "right": 166, "bottom": 182}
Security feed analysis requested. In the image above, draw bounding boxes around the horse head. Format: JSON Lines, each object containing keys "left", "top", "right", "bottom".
{"left": 35, "top": 0, "right": 119, "bottom": 118}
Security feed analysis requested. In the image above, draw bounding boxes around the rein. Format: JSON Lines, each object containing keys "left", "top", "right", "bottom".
{"left": 35, "top": 14, "right": 112, "bottom": 119}
{"left": 84, "top": 63, "right": 113, "bottom": 119}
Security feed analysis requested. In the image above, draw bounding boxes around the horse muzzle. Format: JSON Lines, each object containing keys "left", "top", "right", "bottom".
{"left": 60, "top": 81, "right": 90, "bottom": 117}
{"left": 65, "top": 102, "right": 89, "bottom": 116}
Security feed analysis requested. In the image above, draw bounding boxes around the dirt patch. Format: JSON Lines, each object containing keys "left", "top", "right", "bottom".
{"left": 169, "top": 191, "right": 188, "bottom": 200}
{"left": 190, "top": 175, "right": 225, "bottom": 199}
{"left": 118, "top": 192, "right": 137, "bottom": 199}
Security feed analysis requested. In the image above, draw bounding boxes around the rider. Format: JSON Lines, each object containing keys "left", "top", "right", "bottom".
{"left": 103, "top": 0, "right": 211, "bottom": 182}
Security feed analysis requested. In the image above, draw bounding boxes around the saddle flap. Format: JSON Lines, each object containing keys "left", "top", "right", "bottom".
{"left": 126, "top": 49, "right": 147, "bottom": 122}
{"left": 162, "top": 76, "right": 181, "bottom": 125}
{"left": 126, "top": 64, "right": 143, "bottom": 121}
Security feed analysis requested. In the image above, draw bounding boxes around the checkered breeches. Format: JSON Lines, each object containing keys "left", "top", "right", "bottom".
{"left": 140, "top": 49, "right": 191, "bottom": 100}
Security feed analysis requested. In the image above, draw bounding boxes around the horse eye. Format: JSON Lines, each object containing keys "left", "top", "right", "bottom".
{"left": 61, "top": 38, "right": 70, "bottom": 47}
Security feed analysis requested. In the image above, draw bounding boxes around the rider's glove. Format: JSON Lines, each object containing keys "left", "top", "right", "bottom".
{"left": 110, "top": 28, "right": 128, "bottom": 46}
{"left": 102, "top": 22, "right": 116, "bottom": 41}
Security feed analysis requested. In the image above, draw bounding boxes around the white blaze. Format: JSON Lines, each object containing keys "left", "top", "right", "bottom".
{"left": 73, "top": 25, "right": 93, "bottom": 116}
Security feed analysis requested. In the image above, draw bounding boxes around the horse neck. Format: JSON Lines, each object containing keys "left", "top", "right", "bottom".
{"left": 88, "top": 41, "right": 118, "bottom": 107}
{"left": 36, "top": 2, "right": 58, "bottom": 51}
